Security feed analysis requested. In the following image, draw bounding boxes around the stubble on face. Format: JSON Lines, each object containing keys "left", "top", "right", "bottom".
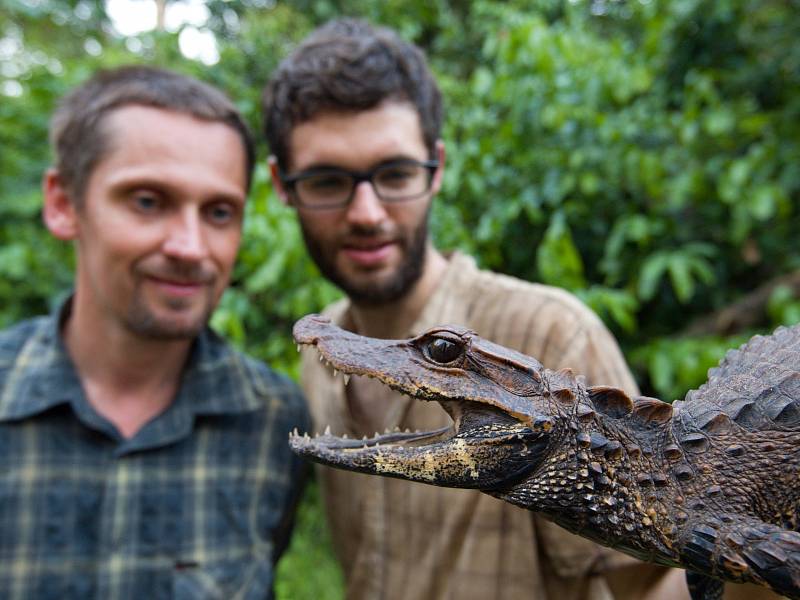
{"left": 124, "top": 258, "right": 219, "bottom": 340}
{"left": 299, "top": 207, "right": 430, "bottom": 306}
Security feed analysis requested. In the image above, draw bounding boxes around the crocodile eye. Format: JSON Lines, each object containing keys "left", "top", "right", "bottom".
{"left": 426, "top": 337, "right": 464, "bottom": 364}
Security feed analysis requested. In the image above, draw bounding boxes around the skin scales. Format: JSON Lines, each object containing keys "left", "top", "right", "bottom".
{"left": 290, "top": 314, "right": 800, "bottom": 599}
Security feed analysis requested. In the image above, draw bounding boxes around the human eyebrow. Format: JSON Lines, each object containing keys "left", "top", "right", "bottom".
{"left": 109, "top": 177, "right": 173, "bottom": 198}
{"left": 289, "top": 156, "right": 425, "bottom": 177}
{"left": 372, "top": 155, "right": 425, "bottom": 168}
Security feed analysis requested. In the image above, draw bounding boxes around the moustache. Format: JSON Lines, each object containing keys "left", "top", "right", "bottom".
{"left": 136, "top": 261, "right": 216, "bottom": 285}
{"left": 343, "top": 224, "right": 397, "bottom": 245}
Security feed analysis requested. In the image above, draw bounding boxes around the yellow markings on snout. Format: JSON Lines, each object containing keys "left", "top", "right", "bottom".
{"left": 373, "top": 450, "right": 437, "bottom": 482}
{"left": 452, "top": 439, "right": 480, "bottom": 479}
{"left": 373, "top": 439, "right": 480, "bottom": 481}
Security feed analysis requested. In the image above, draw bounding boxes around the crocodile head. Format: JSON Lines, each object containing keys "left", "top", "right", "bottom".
{"left": 289, "top": 314, "right": 561, "bottom": 489}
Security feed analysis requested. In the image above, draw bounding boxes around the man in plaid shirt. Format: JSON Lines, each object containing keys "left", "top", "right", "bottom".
{"left": 0, "top": 66, "right": 309, "bottom": 599}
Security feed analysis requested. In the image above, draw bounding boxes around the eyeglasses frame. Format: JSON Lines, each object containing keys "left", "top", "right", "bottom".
{"left": 280, "top": 159, "right": 440, "bottom": 209}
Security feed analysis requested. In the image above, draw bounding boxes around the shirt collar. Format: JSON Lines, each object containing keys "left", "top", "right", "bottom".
{"left": 0, "top": 299, "right": 263, "bottom": 430}
{"left": 0, "top": 300, "right": 82, "bottom": 421}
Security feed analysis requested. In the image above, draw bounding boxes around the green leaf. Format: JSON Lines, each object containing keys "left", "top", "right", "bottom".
{"left": 535, "top": 211, "right": 586, "bottom": 291}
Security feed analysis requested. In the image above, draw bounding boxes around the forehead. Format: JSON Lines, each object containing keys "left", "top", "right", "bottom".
{"left": 288, "top": 100, "right": 428, "bottom": 171}
{"left": 102, "top": 105, "right": 240, "bottom": 163}
{"left": 92, "top": 105, "right": 248, "bottom": 194}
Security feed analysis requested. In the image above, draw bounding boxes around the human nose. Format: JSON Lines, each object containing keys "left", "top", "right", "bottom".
{"left": 345, "top": 180, "right": 388, "bottom": 226}
{"left": 162, "top": 209, "right": 208, "bottom": 261}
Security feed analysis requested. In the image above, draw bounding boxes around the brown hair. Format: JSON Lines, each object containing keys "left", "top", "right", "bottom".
{"left": 50, "top": 65, "right": 255, "bottom": 204}
{"left": 262, "top": 18, "right": 442, "bottom": 171}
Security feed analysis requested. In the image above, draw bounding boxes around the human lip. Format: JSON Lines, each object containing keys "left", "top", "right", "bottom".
{"left": 341, "top": 240, "right": 396, "bottom": 266}
{"left": 146, "top": 276, "right": 209, "bottom": 297}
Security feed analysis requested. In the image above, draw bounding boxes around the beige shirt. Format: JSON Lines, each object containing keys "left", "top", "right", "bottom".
{"left": 301, "top": 253, "right": 770, "bottom": 600}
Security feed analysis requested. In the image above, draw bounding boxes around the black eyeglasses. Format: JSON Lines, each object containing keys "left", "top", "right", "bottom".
{"left": 281, "top": 159, "right": 439, "bottom": 210}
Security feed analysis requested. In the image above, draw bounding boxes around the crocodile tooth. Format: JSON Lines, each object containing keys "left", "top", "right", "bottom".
{"left": 292, "top": 427, "right": 298, "bottom": 436}
{"left": 324, "top": 425, "right": 331, "bottom": 436}
{"left": 333, "top": 369, "right": 338, "bottom": 378}
{"left": 318, "top": 354, "right": 324, "bottom": 362}
{"left": 342, "top": 433, "right": 348, "bottom": 439}
{"left": 343, "top": 374, "right": 351, "bottom": 385}
{"left": 296, "top": 344, "right": 301, "bottom": 353}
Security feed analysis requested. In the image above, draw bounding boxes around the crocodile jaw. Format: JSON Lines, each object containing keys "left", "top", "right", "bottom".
{"left": 290, "top": 425, "right": 541, "bottom": 487}
{"left": 289, "top": 314, "right": 553, "bottom": 489}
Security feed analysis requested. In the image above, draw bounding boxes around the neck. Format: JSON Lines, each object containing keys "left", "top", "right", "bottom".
{"left": 63, "top": 297, "right": 193, "bottom": 438}
{"left": 349, "top": 244, "right": 447, "bottom": 339}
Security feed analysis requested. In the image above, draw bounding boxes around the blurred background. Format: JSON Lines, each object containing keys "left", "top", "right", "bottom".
{"left": 2, "top": 0, "right": 799, "bottom": 596}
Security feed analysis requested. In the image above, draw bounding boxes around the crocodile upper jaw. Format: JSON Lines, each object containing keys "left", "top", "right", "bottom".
{"left": 289, "top": 314, "right": 552, "bottom": 488}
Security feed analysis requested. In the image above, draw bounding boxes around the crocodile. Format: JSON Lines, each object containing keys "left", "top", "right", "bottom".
{"left": 289, "top": 314, "right": 800, "bottom": 600}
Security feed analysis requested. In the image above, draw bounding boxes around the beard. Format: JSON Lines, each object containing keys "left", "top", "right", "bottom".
{"left": 125, "top": 260, "right": 218, "bottom": 340}
{"left": 299, "top": 209, "right": 430, "bottom": 306}
{"left": 124, "top": 293, "right": 213, "bottom": 340}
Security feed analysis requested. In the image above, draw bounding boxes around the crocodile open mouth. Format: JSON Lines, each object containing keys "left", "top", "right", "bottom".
{"left": 288, "top": 315, "right": 551, "bottom": 488}
{"left": 291, "top": 423, "right": 454, "bottom": 451}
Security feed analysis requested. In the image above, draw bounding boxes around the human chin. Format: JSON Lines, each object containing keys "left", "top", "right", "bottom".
{"left": 340, "top": 266, "right": 423, "bottom": 305}
{"left": 301, "top": 220, "right": 427, "bottom": 305}
{"left": 124, "top": 289, "right": 213, "bottom": 340}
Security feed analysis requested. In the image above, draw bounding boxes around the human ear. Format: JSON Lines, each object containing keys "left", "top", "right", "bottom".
{"left": 430, "top": 140, "right": 446, "bottom": 196}
{"left": 268, "top": 156, "right": 291, "bottom": 206}
{"left": 42, "top": 168, "right": 78, "bottom": 240}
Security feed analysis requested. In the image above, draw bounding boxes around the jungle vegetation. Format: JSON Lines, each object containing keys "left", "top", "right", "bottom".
{"left": 3, "top": 1, "right": 799, "bottom": 596}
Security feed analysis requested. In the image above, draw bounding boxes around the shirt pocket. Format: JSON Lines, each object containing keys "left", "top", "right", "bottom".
{"left": 172, "top": 558, "right": 273, "bottom": 600}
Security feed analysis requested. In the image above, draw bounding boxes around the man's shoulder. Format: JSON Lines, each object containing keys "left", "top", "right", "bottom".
{"left": 0, "top": 316, "right": 49, "bottom": 367}
{"left": 464, "top": 261, "right": 602, "bottom": 328}
{"left": 208, "top": 334, "right": 309, "bottom": 422}
{"left": 0, "top": 316, "right": 54, "bottom": 408}
{"left": 237, "top": 349, "right": 301, "bottom": 400}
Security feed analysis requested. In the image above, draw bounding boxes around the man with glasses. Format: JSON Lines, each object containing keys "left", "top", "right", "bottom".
{"left": 262, "top": 18, "right": 700, "bottom": 600}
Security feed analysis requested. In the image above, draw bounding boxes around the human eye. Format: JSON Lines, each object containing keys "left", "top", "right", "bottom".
{"left": 302, "top": 172, "right": 350, "bottom": 193}
{"left": 375, "top": 163, "right": 419, "bottom": 189}
{"left": 129, "top": 191, "right": 162, "bottom": 214}
{"left": 293, "top": 171, "right": 352, "bottom": 207}
{"left": 204, "top": 201, "right": 240, "bottom": 226}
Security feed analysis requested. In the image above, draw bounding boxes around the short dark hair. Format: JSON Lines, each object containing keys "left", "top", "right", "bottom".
{"left": 50, "top": 65, "right": 255, "bottom": 204}
{"left": 262, "top": 18, "right": 443, "bottom": 171}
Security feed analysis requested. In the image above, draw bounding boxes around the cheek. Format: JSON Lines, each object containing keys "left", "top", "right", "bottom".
{"left": 388, "top": 199, "right": 430, "bottom": 229}
{"left": 81, "top": 210, "right": 165, "bottom": 254}
{"left": 82, "top": 230, "right": 152, "bottom": 269}
{"left": 298, "top": 212, "right": 339, "bottom": 238}
{"left": 210, "top": 230, "right": 243, "bottom": 272}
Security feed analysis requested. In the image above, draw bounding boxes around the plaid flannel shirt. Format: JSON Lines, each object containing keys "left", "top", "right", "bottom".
{"left": 0, "top": 303, "right": 309, "bottom": 600}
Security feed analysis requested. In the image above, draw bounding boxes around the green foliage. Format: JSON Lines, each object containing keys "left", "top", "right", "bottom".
{"left": 3, "top": 0, "right": 800, "bottom": 596}
{"left": 768, "top": 285, "right": 800, "bottom": 328}
{"left": 630, "top": 332, "right": 753, "bottom": 403}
